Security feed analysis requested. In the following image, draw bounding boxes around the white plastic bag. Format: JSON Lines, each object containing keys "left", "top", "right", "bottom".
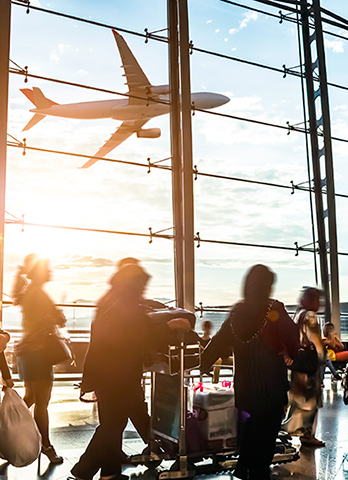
{"left": 0, "top": 387, "right": 42, "bottom": 467}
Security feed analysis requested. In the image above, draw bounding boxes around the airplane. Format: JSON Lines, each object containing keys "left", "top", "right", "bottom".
{"left": 21, "top": 30, "right": 230, "bottom": 169}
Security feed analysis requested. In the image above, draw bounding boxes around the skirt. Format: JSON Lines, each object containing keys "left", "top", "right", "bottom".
{"left": 18, "top": 349, "right": 53, "bottom": 381}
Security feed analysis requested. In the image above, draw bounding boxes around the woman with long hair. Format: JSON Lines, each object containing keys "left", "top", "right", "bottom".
{"left": 284, "top": 287, "right": 326, "bottom": 447}
{"left": 201, "top": 264, "right": 299, "bottom": 480}
{"left": 12, "top": 253, "right": 66, "bottom": 463}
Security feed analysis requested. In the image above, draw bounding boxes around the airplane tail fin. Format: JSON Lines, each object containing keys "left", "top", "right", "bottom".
{"left": 22, "top": 113, "right": 46, "bottom": 131}
{"left": 21, "top": 87, "right": 58, "bottom": 131}
{"left": 20, "top": 87, "right": 58, "bottom": 109}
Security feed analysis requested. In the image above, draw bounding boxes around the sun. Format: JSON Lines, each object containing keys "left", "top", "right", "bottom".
{"left": 6, "top": 224, "right": 75, "bottom": 263}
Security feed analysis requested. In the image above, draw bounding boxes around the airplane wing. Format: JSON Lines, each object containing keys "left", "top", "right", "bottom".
{"left": 80, "top": 119, "right": 148, "bottom": 169}
{"left": 112, "top": 30, "right": 150, "bottom": 104}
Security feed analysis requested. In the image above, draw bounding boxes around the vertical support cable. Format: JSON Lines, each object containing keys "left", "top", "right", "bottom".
{"left": 178, "top": 0, "right": 195, "bottom": 313}
{"left": 168, "top": 0, "right": 184, "bottom": 308}
{"left": 0, "top": 0, "right": 11, "bottom": 328}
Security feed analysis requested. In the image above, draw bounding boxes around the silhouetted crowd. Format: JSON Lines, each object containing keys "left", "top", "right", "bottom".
{"left": 0, "top": 256, "right": 347, "bottom": 480}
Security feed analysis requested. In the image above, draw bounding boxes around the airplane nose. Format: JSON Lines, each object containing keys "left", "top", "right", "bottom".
{"left": 216, "top": 94, "right": 230, "bottom": 106}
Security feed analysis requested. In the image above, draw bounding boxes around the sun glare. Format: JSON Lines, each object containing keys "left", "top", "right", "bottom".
{"left": 6, "top": 226, "right": 73, "bottom": 262}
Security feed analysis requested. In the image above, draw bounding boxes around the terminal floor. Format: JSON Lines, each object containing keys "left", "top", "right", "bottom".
{"left": 1, "top": 377, "right": 348, "bottom": 480}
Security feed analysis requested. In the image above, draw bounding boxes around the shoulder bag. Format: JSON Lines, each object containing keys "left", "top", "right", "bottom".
{"left": 43, "top": 328, "right": 75, "bottom": 366}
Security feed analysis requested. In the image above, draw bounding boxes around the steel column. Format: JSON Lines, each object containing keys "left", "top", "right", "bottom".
{"left": 312, "top": 0, "right": 340, "bottom": 331}
{"left": 301, "top": 2, "right": 330, "bottom": 320}
{"left": 300, "top": 0, "right": 340, "bottom": 330}
{"left": 0, "top": 0, "right": 11, "bottom": 328}
{"left": 178, "top": 0, "right": 195, "bottom": 313}
{"left": 168, "top": 0, "right": 184, "bottom": 308}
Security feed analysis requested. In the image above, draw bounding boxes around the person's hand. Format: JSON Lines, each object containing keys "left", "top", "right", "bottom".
{"left": 283, "top": 354, "right": 294, "bottom": 367}
{"left": 167, "top": 318, "right": 191, "bottom": 331}
{"left": 0, "top": 333, "right": 10, "bottom": 353}
{"left": 56, "top": 309, "right": 67, "bottom": 328}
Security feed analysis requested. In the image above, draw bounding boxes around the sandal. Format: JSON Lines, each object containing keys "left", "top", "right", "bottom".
{"left": 41, "top": 445, "right": 64, "bottom": 463}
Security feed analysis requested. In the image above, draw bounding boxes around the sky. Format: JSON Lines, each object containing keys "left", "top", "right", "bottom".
{"left": 4, "top": 0, "right": 348, "bottom": 312}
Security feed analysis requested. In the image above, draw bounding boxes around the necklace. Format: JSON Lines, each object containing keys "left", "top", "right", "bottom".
{"left": 230, "top": 300, "right": 275, "bottom": 344}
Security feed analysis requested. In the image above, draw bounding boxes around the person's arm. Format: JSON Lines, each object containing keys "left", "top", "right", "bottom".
{"left": 34, "top": 289, "right": 67, "bottom": 328}
{"left": 334, "top": 335, "right": 345, "bottom": 352}
{"left": 145, "top": 312, "right": 192, "bottom": 355}
{"left": 201, "top": 315, "right": 234, "bottom": 374}
{"left": 0, "top": 352, "right": 13, "bottom": 387}
{"left": 0, "top": 330, "right": 10, "bottom": 352}
{"left": 277, "top": 302, "right": 300, "bottom": 359}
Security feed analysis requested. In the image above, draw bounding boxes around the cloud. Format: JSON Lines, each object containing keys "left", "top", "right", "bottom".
{"left": 325, "top": 39, "right": 344, "bottom": 53}
{"left": 55, "top": 255, "right": 115, "bottom": 270}
{"left": 58, "top": 44, "right": 70, "bottom": 54}
{"left": 240, "top": 11, "right": 258, "bottom": 29}
{"left": 49, "top": 44, "right": 70, "bottom": 64}
{"left": 197, "top": 93, "right": 295, "bottom": 147}
{"left": 49, "top": 53, "right": 60, "bottom": 63}
{"left": 229, "top": 11, "right": 258, "bottom": 36}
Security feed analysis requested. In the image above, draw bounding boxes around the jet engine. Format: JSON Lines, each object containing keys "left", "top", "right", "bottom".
{"left": 137, "top": 128, "right": 161, "bottom": 138}
{"left": 146, "top": 85, "right": 170, "bottom": 95}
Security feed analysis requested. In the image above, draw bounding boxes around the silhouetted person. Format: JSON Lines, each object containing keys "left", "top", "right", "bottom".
{"left": 199, "top": 320, "right": 213, "bottom": 348}
{"left": 201, "top": 264, "right": 299, "bottom": 480}
{"left": 323, "top": 322, "right": 348, "bottom": 362}
{"left": 12, "top": 254, "right": 66, "bottom": 463}
{"left": 285, "top": 287, "right": 326, "bottom": 447}
{"left": 71, "top": 263, "right": 191, "bottom": 480}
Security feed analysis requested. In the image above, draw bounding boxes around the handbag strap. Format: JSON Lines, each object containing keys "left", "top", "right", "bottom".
{"left": 230, "top": 300, "right": 275, "bottom": 344}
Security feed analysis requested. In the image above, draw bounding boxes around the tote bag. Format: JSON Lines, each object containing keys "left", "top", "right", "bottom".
{"left": 0, "top": 386, "right": 41, "bottom": 466}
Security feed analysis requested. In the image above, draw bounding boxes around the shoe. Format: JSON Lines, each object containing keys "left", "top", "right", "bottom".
{"left": 300, "top": 435, "right": 325, "bottom": 447}
{"left": 41, "top": 445, "right": 64, "bottom": 464}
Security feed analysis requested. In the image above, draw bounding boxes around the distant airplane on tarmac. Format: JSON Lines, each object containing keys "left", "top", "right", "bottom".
{"left": 21, "top": 30, "right": 230, "bottom": 168}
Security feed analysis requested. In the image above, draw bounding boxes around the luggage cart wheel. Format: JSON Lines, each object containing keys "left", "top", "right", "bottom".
{"left": 141, "top": 445, "right": 163, "bottom": 469}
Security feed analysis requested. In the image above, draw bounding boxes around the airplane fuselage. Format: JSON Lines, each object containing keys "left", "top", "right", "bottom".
{"left": 30, "top": 92, "right": 229, "bottom": 122}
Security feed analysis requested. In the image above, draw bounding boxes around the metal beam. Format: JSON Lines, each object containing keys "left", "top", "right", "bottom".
{"left": 301, "top": 2, "right": 330, "bottom": 320}
{"left": 168, "top": 0, "right": 184, "bottom": 308}
{"left": 178, "top": 0, "right": 195, "bottom": 313}
{"left": 312, "top": 0, "right": 340, "bottom": 331}
{"left": 0, "top": 0, "right": 11, "bottom": 327}
{"left": 300, "top": 0, "right": 340, "bottom": 330}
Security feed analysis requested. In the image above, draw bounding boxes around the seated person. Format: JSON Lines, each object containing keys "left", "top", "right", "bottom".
{"left": 0, "top": 329, "right": 14, "bottom": 387}
{"left": 322, "top": 322, "right": 348, "bottom": 362}
{"left": 199, "top": 320, "right": 213, "bottom": 348}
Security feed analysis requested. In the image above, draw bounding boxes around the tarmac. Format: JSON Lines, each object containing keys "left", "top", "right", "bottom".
{"left": 1, "top": 375, "right": 348, "bottom": 480}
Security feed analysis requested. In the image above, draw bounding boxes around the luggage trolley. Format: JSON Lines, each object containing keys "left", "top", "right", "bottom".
{"left": 130, "top": 335, "right": 300, "bottom": 478}
{"left": 131, "top": 333, "right": 200, "bottom": 478}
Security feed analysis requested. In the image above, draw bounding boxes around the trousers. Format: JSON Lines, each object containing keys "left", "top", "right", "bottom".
{"left": 72, "top": 384, "right": 150, "bottom": 479}
{"left": 235, "top": 400, "right": 285, "bottom": 480}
